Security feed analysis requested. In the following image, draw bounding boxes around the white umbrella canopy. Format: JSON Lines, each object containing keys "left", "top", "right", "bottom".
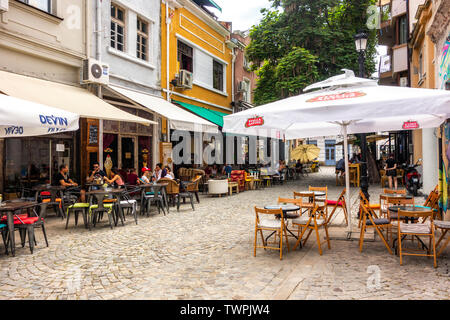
{"left": 223, "top": 70, "right": 450, "bottom": 237}
{"left": 0, "top": 94, "right": 79, "bottom": 138}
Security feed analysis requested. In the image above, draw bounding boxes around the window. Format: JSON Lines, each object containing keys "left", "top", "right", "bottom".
{"left": 177, "top": 41, "right": 193, "bottom": 72}
{"left": 18, "top": 0, "right": 51, "bottom": 13}
{"left": 213, "top": 60, "right": 224, "bottom": 91}
{"left": 137, "top": 18, "right": 148, "bottom": 61}
{"left": 398, "top": 15, "right": 407, "bottom": 44}
{"left": 243, "top": 79, "right": 251, "bottom": 103}
{"left": 111, "top": 4, "right": 126, "bottom": 52}
{"left": 419, "top": 49, "right": 423, "bottom": 81}
{"left": 243, "top": 55, "right": 250, "bottom": 70}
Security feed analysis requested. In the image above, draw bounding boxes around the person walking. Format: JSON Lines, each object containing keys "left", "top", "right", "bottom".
{"left": 385, "top": 153, "right": 397, "bottom": 190}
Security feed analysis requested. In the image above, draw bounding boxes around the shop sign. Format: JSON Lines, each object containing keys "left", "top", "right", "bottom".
{"left": 306, "top": 91, "right": 366, "bottom": 103}
{"left": 402, "top": 121, "right": 419, "bottom": 130}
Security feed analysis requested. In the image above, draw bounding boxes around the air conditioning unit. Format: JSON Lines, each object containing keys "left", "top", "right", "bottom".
{"left": 82, "top": 58, "right": 109, "bottom": 85}
{"left": 177, "top": 69, "right": 193, "bottom": 89}
{"left": 238, "top": 81, "right": 248, "bottom": 92}
{"left": 0, "top": 0, "right": 9, "bottom": 12}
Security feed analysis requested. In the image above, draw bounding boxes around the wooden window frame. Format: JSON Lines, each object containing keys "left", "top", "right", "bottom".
{"left": 213, "top": 60, "right": 224, "bottom": 92}
{"left": 111, "top": 3, "right": 126, "bottom": 52}
{"left": 136, "top": 17, "right": 149, "bottom": 61}
{"left": 177, "top": 40, "right": 193, "bottom": 72}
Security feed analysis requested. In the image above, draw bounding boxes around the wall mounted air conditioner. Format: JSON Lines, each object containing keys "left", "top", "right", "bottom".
{"left": 177, "top": 69, "right": 193, "bottom": 89}
{"left": 0, "top": 0, "right": 9, "bottom": 12}
{"left": 82, "top": 58, "right": 110, "bottom": 85}
{"left": 399, "top": 77, "right": 408, "bottom": 87}
{"left": 238, "top": 81, "right": 248, "bottom": 92}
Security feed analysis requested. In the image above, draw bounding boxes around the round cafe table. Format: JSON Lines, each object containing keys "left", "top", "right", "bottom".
{"left": 382, "top": 194, "right": 413, "bottom": 199}
{"left": 264, "top": 204, "right": 302, "bottom": 246}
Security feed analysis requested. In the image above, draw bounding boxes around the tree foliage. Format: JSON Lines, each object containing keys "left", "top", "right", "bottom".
{"left": 248, "top": 0, "right": 378, "bottom": 106}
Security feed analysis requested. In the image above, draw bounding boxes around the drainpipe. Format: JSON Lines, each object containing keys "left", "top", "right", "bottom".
{"left": 406, "top": 0, "right": 411, "bottom": 88}
{"left": 96, "top": 0, "right": 104, "bottom": 169}
{"left": 166, "top": 1, "right": 171, "bottom": 143}
{"left": 231, "top": 51, "right": 236, "bottom": 113}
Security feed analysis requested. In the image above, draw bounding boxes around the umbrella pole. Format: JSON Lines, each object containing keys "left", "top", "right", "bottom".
{"left": 343, "top": 124, "right": 353, "bottom": 238}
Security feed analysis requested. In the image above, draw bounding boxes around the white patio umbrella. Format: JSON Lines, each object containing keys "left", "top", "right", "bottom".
{"left": 0, "top": 94, "right": 79, "bottom": 137}
{"left": 223, "top": 70, "right": 450, "bottom": 237}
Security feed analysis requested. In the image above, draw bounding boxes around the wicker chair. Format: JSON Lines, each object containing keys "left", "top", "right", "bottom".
{"left": 159, "top": 178, "right": 180, "bottom": 207}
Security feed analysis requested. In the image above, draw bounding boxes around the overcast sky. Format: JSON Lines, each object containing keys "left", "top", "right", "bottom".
{"left": 212, "top": 0, "right": 273, "bottom": 31}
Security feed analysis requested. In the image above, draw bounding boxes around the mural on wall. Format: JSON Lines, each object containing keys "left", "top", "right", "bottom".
{"left": 439, "top": 35, "right": 450, "bottom": 89}
{"left": 439, "top": 122, "right": 449, "bottom": 212}
{"left": 438, "top": 35, "right": 450, "bottom": 215}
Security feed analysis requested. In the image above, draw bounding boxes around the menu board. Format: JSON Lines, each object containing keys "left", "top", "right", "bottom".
{"left": 89, "top": 125, "right": 98, "bottom": 145}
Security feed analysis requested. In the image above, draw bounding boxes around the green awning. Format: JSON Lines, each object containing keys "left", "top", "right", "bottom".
{"left": 193, "top": 0, "right": 222, "bottom": 12}
{"left": 173, "top": 100, "right": 228, "bottom": 127}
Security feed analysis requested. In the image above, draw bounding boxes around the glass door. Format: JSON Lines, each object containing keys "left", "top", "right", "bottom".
{"left": 325, "top": 140, "right": 336, "bottom": 166}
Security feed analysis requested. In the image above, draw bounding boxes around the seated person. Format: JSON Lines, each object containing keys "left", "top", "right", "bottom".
{"left": 164, "top": 166, "right": 175, "bottom": 180}
{"left": 140, "top": 167, "right": 151, "bottom": 184}
{"left": 336, "top": 157, "right": 346, "bottom": 177}
{"left": 53, "top": 164, "right": 86, "bottom": 202}
{"left": 222, "top": 164, "right": 233, "bottom": 177}
{"left": 87, "top": 163, "right": 106, "bottom": 190}
{"left": 152, "top": 163, "right": 167, "bottom": 182}
{"left": 104, "top": 168, "right": 125, "bottom": 188}
{"left": 127, "top": 168, "right": 139, "bottom": 185}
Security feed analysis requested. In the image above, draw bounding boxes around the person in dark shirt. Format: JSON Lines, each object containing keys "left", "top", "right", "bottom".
{"left": 87, "top": 162, "right": 106, "bottom": 183}
{"left": 385, "top": 154, "right": 397, "bottom": 190}
{"left": 54, "top": 164, "right": 86, "bottom": 202}
{"left": 127, "top": 168, "right": 139, "bottom": 185}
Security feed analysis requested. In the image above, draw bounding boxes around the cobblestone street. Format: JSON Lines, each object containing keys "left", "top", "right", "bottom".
{"left": 0, "top": 167, "right": 448, "bottom": 300}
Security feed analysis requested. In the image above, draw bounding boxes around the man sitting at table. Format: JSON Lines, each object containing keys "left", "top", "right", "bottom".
{"left": 127, "top": 168, "right": 139, "bottom": 185}
{"left": 152, "top": 163, "right": 167, "bottom": 182}
{"left": 87, "top": 162, "right": 106, "bottom": 183}
{"left": 53, "top": 164, "right": 86, "bottom": 202}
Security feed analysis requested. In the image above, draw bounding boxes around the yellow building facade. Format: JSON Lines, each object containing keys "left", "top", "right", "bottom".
{"left": 160, "top": 0, "right": 234, "bottom": 131}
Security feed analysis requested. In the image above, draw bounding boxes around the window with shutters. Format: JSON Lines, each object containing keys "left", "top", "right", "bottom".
{"left": 213, "top": 60, "right": 224, "bottom": 91}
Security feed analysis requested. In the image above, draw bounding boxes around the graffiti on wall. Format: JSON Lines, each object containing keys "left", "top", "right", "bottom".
{"left": 439, "top": 35, "right": 450, "bottom": 89}
{"left": 439, "top": 122, "right": 449, "bottom": 212}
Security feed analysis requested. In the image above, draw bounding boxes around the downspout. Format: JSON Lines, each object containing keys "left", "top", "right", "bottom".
{"left": 231, "top": 51, "right": 236, "bottom": 112}
{"left": 96, "top": 0, "right": 104, "bottom": 169}
{"left": 166, "top": 2, "right": 171, "bottom": 143}
{"left": 406, "top": 0, "right": 411, "bottom": 87}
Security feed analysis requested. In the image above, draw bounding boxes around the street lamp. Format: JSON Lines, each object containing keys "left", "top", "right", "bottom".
{"left": 354, "top": 31, "right": 370, "bottom": 200}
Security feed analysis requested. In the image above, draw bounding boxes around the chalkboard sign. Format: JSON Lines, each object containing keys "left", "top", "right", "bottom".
{"left": 89, "top": 125, "right": 98, "bottom": 145}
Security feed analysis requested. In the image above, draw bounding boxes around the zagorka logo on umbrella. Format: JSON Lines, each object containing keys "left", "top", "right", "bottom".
{"left": 245, "top": 116, "right": 264, "bottom": 128}
{"left": 306, "top": 91, "right": 366, "bottom": 103}
{"left": 402, "top": 121, "right": 419, "bottom": 130}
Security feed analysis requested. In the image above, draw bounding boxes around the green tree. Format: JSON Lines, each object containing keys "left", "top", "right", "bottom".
{"left": 248, "top": 0, "right": 377, "bottom": 106}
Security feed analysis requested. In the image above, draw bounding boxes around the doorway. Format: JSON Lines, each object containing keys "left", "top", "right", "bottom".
{"left": 121, "top": 137, "right": 135, "bottom": 170}
{"left": 325, "top": 140, "right": 336, "bottom": 166}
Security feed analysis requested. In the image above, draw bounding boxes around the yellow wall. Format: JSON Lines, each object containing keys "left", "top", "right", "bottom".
{"left": 161, "top": 1, "right": 233, "bottom": 115}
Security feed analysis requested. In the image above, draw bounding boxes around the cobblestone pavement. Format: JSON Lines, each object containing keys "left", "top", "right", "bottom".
{"left": 0, "top": 167, "right": 448, "bottom": 300}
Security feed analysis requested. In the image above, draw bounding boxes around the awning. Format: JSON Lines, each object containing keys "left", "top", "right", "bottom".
{"left": 107, "top": 85, "right": 218, "bottom": 134}
{"left": 0, "top": 70, "right": 155, "bottom": 125}
{"left": 193, "top": 0, "right": 222, "bottom": 12}
{"left": 173, "top": 100, "right": 228, "bottom": 127}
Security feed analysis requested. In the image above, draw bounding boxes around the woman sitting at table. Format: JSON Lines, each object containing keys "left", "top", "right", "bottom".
{"left": 164, "top": 166, "right": 175, "bottom": 180}
{"left": 104, "top": 168, "right": 125, "bottom": 188}
{"left": 140, "top": 167, "right": 151, "bottom": 184}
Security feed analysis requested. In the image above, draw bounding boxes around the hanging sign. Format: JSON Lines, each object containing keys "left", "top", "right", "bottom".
{"left": 402, "top": 121, "right": 419, "bottom": 130}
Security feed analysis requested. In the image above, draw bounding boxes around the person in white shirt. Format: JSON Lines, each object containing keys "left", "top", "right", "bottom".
{"left": 164, "top": 166, "right": 175, "bottom": 180}
{"left": 140, "top": 168, "right": 151, "bottom": 184}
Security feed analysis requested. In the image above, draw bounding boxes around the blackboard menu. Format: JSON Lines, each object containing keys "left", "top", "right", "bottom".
{"left": 89, "top": 125, "right": 98, "bottom": 145}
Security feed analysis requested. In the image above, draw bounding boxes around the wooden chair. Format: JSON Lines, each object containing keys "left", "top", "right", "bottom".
{"left": 380, "top": 169, "right": 388, "bottom": 188}
{"left": 277, "top": 197, "right": 302, "bottom": 218}
{"left": 358, "top": 191, "right": 381, "bottom": 228}
{"left": 420, "top": 186, "right": 441, "bottom": 220}
{"left": 349, "top": 164, "right": 360, "bottom": 187}
{"left": 325, "top": 189, "right": 348, "bottom": 226}
{"left": 309, "top": 186, "right": 328, "bottom": 216}
{"left": 159, "top": 178, "right": 179, "bottom": 206}
{"left": 188, "top": 175, "right": 202, "bottom": 203}
{"left": 253, "top": 207, "right": 290, "bottom": 260}
{"left": 291, "top": 205, "right": 330, "bottom": 255}
{"left": 434, "top": 220, "right": 450, "bottom": 257}
{"left": 293, "top": 191, "right": 316, "bottom": 214}
{"left": 395, "top": 169, "right": 405, "bottom": 187}
{"left": 397, "top": 208, "right": 436, "bottom": 268}
{"left": 383, "top": 188, "right": 406, "bottom": 195}
{"left": 359, "top": 203, "right": 393, "bottom": 255}
{"left": 386, "top": 196, "right": 415, "bottom": 243}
